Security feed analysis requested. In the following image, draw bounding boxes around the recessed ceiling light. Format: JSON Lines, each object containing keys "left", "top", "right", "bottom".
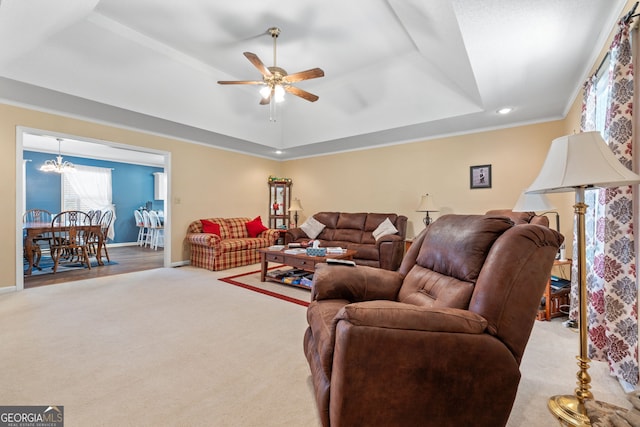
{"left": 275, "top": 150, "right": 283, "bottom": 155}
{"left": 497, "top": 107, "right": 513, "bottom": 115}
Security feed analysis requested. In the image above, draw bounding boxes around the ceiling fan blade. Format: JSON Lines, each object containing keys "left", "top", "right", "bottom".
{"left": 284, "top": 68, "right": 325, "bottom": 83}
{"left": 217, "top": 80, "right": 263, "bottom": 85}
{"left": 284, "top": 85, "right": 319, "bottom": 102}
{"left": 243, "top": 52, "right": 272, "bottom": 78}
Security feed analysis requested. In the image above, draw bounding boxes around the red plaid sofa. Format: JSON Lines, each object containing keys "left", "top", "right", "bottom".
{"left": 186, "top": 217, "right": 280, "bottom": 271}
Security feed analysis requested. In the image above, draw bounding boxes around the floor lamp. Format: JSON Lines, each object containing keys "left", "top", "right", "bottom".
{"left": 525, "top": 131, "right": 640, "bottom": 425}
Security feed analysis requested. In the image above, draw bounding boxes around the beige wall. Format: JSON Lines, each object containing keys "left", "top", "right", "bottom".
{"left": 1, "top": 103, "right": 282, "bottom": 289}
{"left": 283, "top": 121, "right": 572, "bottom": 239}
{"left": 0, "top": 102, "right": 580, "bottom": 290}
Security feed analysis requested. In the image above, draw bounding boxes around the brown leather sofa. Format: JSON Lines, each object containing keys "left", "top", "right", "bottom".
{"left": 303, "top": 214, "right": 563, "bottom": 427}
{"left": 285, "top": 212, "right": 407, "bottom": 271}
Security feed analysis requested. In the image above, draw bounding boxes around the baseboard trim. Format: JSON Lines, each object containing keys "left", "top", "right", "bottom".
{"left": 171, "top": 260, "right": 190, "bottom": 267}
{"left": 107, "top": 242, "right": 141, "bottom": 248}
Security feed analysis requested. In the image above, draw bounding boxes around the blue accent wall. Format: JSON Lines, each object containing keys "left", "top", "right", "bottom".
{"left": 24, "top": 151, "right": 164, "bottom": 243}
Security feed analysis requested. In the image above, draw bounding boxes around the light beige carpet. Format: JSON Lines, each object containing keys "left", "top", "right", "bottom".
{"left": 0, "top": 265, "right": 631, "bottom": 426}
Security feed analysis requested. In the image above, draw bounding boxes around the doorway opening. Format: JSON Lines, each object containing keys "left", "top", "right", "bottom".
{"left": 16, "top": 127, "right": 172, "bottom": 290}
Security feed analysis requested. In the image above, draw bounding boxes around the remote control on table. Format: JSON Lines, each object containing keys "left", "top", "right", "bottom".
{"left": 326, "top": 259, "right": 356, "bottom": 267}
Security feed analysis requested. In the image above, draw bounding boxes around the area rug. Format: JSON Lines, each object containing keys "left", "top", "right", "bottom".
{"left": 219, "top": 267, "right": 311, "bottom": 307}
{"left": 26, "top": 255, "right": 117, "bottom": 276}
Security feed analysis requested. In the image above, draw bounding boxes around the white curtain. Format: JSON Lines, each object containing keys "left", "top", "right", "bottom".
{"left": 65, "top": 165, "right": 116, "bottom": 240}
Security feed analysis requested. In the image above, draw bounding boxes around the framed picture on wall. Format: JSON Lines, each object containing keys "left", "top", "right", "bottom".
{"left": 470, "top": 164, "right": 492, "bottom": 189}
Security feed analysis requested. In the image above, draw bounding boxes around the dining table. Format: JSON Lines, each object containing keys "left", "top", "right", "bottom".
{"left": 23, "top": 221, "right": 105, "bottom": 276}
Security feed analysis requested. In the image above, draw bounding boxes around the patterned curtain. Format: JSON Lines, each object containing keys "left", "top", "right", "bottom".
{"left": 575, "top": 18, "right": 637, "bottom": 387}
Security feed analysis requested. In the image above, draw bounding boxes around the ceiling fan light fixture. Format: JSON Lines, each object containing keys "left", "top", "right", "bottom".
{"left": 217, "top": 26, "right": 324, "bottom": 114}
{"left": 260, "top": 86, "right": 271, "bottom": 99}
{"left": 274, "top": 85, "right": 285, "bottom": 103}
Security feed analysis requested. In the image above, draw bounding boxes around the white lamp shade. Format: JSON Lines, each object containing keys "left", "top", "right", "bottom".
{"left": 289, "top": 198, "right": 303, "bottom": 212}
{"left": 416, "top": 194, "right": 438, "bottom": 212}
{"left": 527, "top": 131, "right": 640, "bottom": 194}
{"left": 513, "top": 192, "right": 555, "bottom": 212}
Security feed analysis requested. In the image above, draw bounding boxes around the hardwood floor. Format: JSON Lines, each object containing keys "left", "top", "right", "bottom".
{"left": 24, "top": 245, "right": 164, "bottom": 288}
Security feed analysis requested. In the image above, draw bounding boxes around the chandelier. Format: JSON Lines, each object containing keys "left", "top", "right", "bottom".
{"left": 39, "top": 138, "right": 75, "bottom": 173}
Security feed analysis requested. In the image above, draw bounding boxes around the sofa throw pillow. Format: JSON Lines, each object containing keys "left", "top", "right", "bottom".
{"left": 372, "top": 217, "right": 398, "bottom": 241}
{"left": 201, "top": 219, "right": 221, "bottom": 236}
{"left": 246, "top": 216, "right": 268, "bottom": 238}
{"left": 300, "top": 216, "right": 326, "bottom": 239}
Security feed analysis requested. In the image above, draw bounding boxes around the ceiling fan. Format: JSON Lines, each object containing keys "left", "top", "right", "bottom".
{"left": 218, "top": 27, "right": 324, "bottom": 105}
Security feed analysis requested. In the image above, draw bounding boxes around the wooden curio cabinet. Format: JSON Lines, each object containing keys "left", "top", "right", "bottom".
{"left": 268, "top": 178, "right": 291, "bottom": 229}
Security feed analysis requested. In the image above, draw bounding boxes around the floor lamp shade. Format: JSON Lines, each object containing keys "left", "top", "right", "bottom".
{"left": 526, "top": 131, "right": 640, "bottom": 194}
{"left": 525, "top": 131, "right": 640, "bottom": 424}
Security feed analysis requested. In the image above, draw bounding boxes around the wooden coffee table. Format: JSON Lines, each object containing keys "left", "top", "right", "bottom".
{"left": 257, "top": 248, "right": 357, "bottom": 284}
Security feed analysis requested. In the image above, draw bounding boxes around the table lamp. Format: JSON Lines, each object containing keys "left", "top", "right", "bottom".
{"left": 416, "top": 193, "right": 439, "bottom": 226}
{"left": 288, "top": 198, "right": 303, "bottom": 227}
{"left": 513, "top": 191, "right": 560, "bottom": 232}
{"left": 525, "top": 131, "right": 640, "bottom": 425}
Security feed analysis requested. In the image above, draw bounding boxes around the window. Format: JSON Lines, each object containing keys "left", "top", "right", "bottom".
{"left": 61, "top": 165, "right": 113, "bottom": 212}
{"left": 594, "top": 53, "right": 610, "bottom": 135}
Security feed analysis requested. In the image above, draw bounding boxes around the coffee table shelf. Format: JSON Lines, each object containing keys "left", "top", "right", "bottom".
{"left": 257, "top": 248, "right": 357, "bottom": 287}
{"left": 266, "top": 268, "right": 314, "bottom": 289}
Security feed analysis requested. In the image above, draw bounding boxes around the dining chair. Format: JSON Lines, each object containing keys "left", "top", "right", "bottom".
{"left": 50, "top": 210, "right": 93, "bottom": 273}
{"left": 93, "top": 209, "right": 114, "bottom": 262}
{"left": 134, "top": 210, "right": 148, "bottom": 246}
{"left": 85, "top": 209, "right": 102, "bottom": 225}
{"left": 23, "top": 208, "right": 52, "bottom": 223}
{"left": 92, "top": 209, "right": 102, "bottom": 224}
{"left": 142, "top": 210, "right": 153, "bottom": 247}
{"left": 23, "top": 209, "right": 53, "bottom": 241}
{"left": 22, "top": 208, "right": 53, "bottom": 269}
{"left": 148, "top": 210, "right": 164, "bottom": 250}
{"left": 23, "top": 239, "right": 42, "bottom": 271}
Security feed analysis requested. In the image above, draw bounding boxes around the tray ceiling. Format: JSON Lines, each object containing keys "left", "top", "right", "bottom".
{"left": 0, "top": 0, "right": 626, "bottom": 160}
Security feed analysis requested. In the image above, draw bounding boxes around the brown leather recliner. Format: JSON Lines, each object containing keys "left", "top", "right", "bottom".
{"left": 303, "top": 214, "right": 564, "bottom": 427}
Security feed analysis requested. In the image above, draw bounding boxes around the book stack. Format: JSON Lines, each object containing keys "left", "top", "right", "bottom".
{"left": 266, "top": 268, "right": 314, "bottom": 287}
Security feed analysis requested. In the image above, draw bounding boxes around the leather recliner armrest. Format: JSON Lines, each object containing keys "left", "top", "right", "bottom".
{"left": 337, "top": 301, "right": 488, "bottom": 334}
{"left": 311, "top": 263, "right": 404, "bottom": 302}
